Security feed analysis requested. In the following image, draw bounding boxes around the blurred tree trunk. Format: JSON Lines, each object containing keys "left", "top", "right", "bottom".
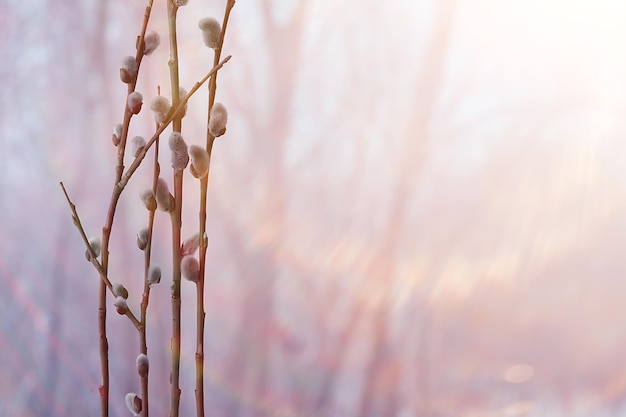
{"left": 354, "top": 1, "right": 458, "bottom": 415}
{"left": 222, "top": 2, "right": 307, "bottom": 415}
{"left": 42, "top": 0, "right": 111, "bottom": 410}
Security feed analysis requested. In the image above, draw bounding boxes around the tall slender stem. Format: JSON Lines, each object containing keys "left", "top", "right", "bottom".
{"left": 139, "top": 132, "right": 159, "bottom": 417}
{"left": 97, "top": 285, "right": 108, "bottom": 417}
{"left": 96, "top": 2, "right": 155, "bottom": 415}
{"left": 167, "top": 2, "right": 183, "bottom": 416}
{"left": 196, "top": 2, "right": 236, "bottom": 416}
{"left": 170, "top": 170, "right": 183, "bottom": 417}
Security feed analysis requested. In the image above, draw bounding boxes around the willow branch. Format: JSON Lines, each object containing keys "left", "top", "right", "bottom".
{"left": 138, "top": 125, "right": 160, "bottom": 417}
{"left": 118, "top": 55, "right": 232, "bottom": 190}
{"left": 59, "top": 182, "right": 141, "bottom": 331}
{"left": 167, "top": 2, "right": 183, "bottom": 416}
{"left": 196, "top": 3, "right": 236, "bottom": 416}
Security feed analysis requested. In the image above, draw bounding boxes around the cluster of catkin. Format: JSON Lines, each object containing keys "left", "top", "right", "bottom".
{"left": 67, "top": 1, "right": 235, "bottom": 416}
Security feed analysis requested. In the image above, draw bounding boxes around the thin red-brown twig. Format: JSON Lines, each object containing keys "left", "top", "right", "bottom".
{"left": 196, "top": 3, "right": 236, "bottom": 416}
{"left": 138, "top": 123, "right": 160, "bottom": 417}
{"left": 59, "top": 182, "right": 141, "bottom": 332}
{"left": 97, "top": 1, "right": 155, "bottom": 415}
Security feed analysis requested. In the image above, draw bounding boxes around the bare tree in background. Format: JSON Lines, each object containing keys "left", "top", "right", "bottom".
{"left": 0, "top": 0, "right": 124, "bottom": 414}
{"left": 211, "top": 1, "right": 464, "bottom": 415}
{"left": 298, "top": 1, "right": 461, "bottom": 416}
{"left": 9, "top": 0, "right": 626, "bottom": 416}
{"left": 213, "top": 2, "right": 308, "bottom": 415}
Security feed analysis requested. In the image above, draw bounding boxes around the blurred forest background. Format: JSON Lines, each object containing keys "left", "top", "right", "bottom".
{"left": 2, "top": 0, "right": 626, "bottom": 416}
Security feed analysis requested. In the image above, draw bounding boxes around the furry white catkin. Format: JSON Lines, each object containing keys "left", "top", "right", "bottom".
{"left": 150, "top": 95, "right": 170, "bottom": 124}
{"left": 209, "top": 102, "right": 228, "bottom": 137}
{"left": 127, "top": 91, "right": 143, "bottom": 114}
{"left": 189, "top": 145, "right": 210, "bottom": 178}
{"left": 137, "top": 227, "right": 149, "bottom": 250}
{"left": 143, "top": 31, "right": 160, "bottom": 55}
{"left": 136, "top": 354, "right": 149, "bottom": 377}
{"left": 155, "top": 178, "right": 174, "bottom": 212}
{"left": 169, "top": 132, "right": 189, "bottom": 170}
{"left": 148, "top": 265, "right": 162, "bottom": 286}
{"left": 131, "top": 136, "right": 146, "bottom": 158}
{"left": 181, "top": 255, "right": 200, "bottom": 282}
{"left": 199, "top": 17, "right": 221, "bottom": 49}
{"left": 125, "top": 392, "right": 142, "bottom": 416}
{"left": 120, "top": 56, "right": 137, "bottom": 83}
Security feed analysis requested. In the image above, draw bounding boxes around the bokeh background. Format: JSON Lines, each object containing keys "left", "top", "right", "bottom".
{"left": 2, "top": 0, "right": 626, "bottom": 416}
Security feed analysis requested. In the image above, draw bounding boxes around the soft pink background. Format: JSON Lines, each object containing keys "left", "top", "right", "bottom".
{"left": 2, "top": 0, "right": 626, "bottom": 416}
